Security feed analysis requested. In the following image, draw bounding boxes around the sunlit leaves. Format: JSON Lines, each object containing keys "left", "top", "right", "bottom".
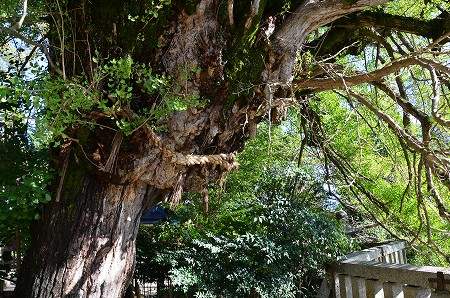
{"left": 0, "top": 116, "right": 51, "bottom": 249}
{"left": 382, "top": 0, "right": 449, "bottom": 19}
{"left": 0, "top": 168, "right": 52, "bottom": 225}
{"left": 311, "top": 42, "right": 450, "bottom": 264}
{"left": 2, "top": 53, "right": 211, "bottom": 146}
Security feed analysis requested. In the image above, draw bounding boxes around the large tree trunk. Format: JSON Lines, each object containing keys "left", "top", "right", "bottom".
{"left": 14, "top": 170, "right": 155, "bottom": 297}
{"left": 13, "top": 0, "right": 389, "bottom": 296}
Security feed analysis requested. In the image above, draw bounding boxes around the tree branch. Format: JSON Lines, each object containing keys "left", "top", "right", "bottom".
{"left": 306, "top": 11, "right": 450, "bottom": 62}
{"left": 370, "top": 81, "right": 430, "bottom": 125}
{"left": 275, "top": 0, "right": 391, "bottom": 52}
{"left": 266, "top": 0, "right": 391, "bottom": 84}
{"left": 430, "top": 68, "right": 450, "bottom": 127}
{"left": 0, "top": 26, "right": 63, "bottom": 76}
{"left": 425, "top": 164, "right": 450, "bottom": 221}
{"left": 333, "top": 10, "right": 449, "bottom": 40}
{"left": 347, "top": 90, "right": 450, "bottom": 181}
{"left": 293, "top": 57, "right": 450, "bottom": 93}
{"left": 11, "top": 0, "right": 28, "bottom": 30}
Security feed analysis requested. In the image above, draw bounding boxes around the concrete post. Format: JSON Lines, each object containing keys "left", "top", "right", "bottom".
{"left": 366, "top": 279, "right": 384, "bottom": 298}
{"left": 383, "top": 281, "right": 403, "bottom": 298}
{"left": 403, "top": 285, "right": 430, "bottom": 298}
{"left": 351, "top": 276, "right": 366, "bottom": 298}
{"left": 338, "top": 274, "right": 352, "bottom": 298}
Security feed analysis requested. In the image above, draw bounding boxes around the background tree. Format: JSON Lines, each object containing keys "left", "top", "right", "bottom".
{"left": 0, "top": 0, "right": 449, "bottom": 297}
{"left": 0, "top": 17, "right": 51, "bottom": 274}
{"left": 293, "top": 1, "right": 450, "bottom": 264}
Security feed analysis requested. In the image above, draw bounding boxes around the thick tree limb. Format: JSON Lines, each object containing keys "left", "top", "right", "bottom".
{"left": 334, "top": 10, "right": 450, "bottom": 40}
{"left": 306, "top": 11, "right": 450, "bottom": 63}
{"left": 293, "top": 57, "right": 450, "bottom": 93}
{"left": 275, "top": 0, "right": 391, "bottom": 52}
{"left": 266, "top": 0, "right": 391, "bottom": 84}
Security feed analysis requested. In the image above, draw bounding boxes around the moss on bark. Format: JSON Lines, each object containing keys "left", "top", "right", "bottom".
{"left": 223, "top": 0, "right": 268, "bottom": 104}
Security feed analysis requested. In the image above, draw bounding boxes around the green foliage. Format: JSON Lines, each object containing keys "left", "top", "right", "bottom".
{"left": 312, "top": 85, "right": 450, "bottom": 265}
{"left": 382, "top": 0, "right": 449, "bottom": 19}
{"left": 2, "top": 0, "right": 449, "bottom": 290}
{"left": 135, "top": 122, "right": 354, "bottom": 297}
{"left": 0, "top": 8, "right": 53, "bottom": 249}
{"left": 1, "top": 55, "right": 208, "bottom": 146}
{"left": 0, "top": 68, "right": 51, "bottom": 225}
{"left": 0, "top": 112, "right": 51, "bottom": 249}
{"left": 137, "top": 199, "right": 351, "bottom": 297}
{"left": 127, "top": 0, "right": 172, "bottom": 21}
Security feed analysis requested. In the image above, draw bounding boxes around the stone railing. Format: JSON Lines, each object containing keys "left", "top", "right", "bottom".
{"left": 318, "top": 240, "right": 450, "bottom": 298}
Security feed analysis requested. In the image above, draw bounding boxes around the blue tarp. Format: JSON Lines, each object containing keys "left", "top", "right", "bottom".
{"left": 140, "top": 205, "right": 170, "bottom": 225}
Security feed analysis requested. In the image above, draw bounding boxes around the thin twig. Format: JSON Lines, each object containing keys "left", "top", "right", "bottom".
{"left": 0, "top": 26, "right": 63, "bottom": 76}
{"left": 11, "top": 0, "right": 28, "bottom": 30}
{"left": 55, "top": 147, "right": 71, "bottom": 202}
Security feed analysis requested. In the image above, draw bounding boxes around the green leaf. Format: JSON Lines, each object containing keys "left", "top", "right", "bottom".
{"left": 44, "top": 194, "right": 52, "bottom": 202}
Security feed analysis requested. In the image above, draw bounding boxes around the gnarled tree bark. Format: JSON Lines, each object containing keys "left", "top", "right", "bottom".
{"left": 12, "top": 0, "right": 398, "bottom": 296}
